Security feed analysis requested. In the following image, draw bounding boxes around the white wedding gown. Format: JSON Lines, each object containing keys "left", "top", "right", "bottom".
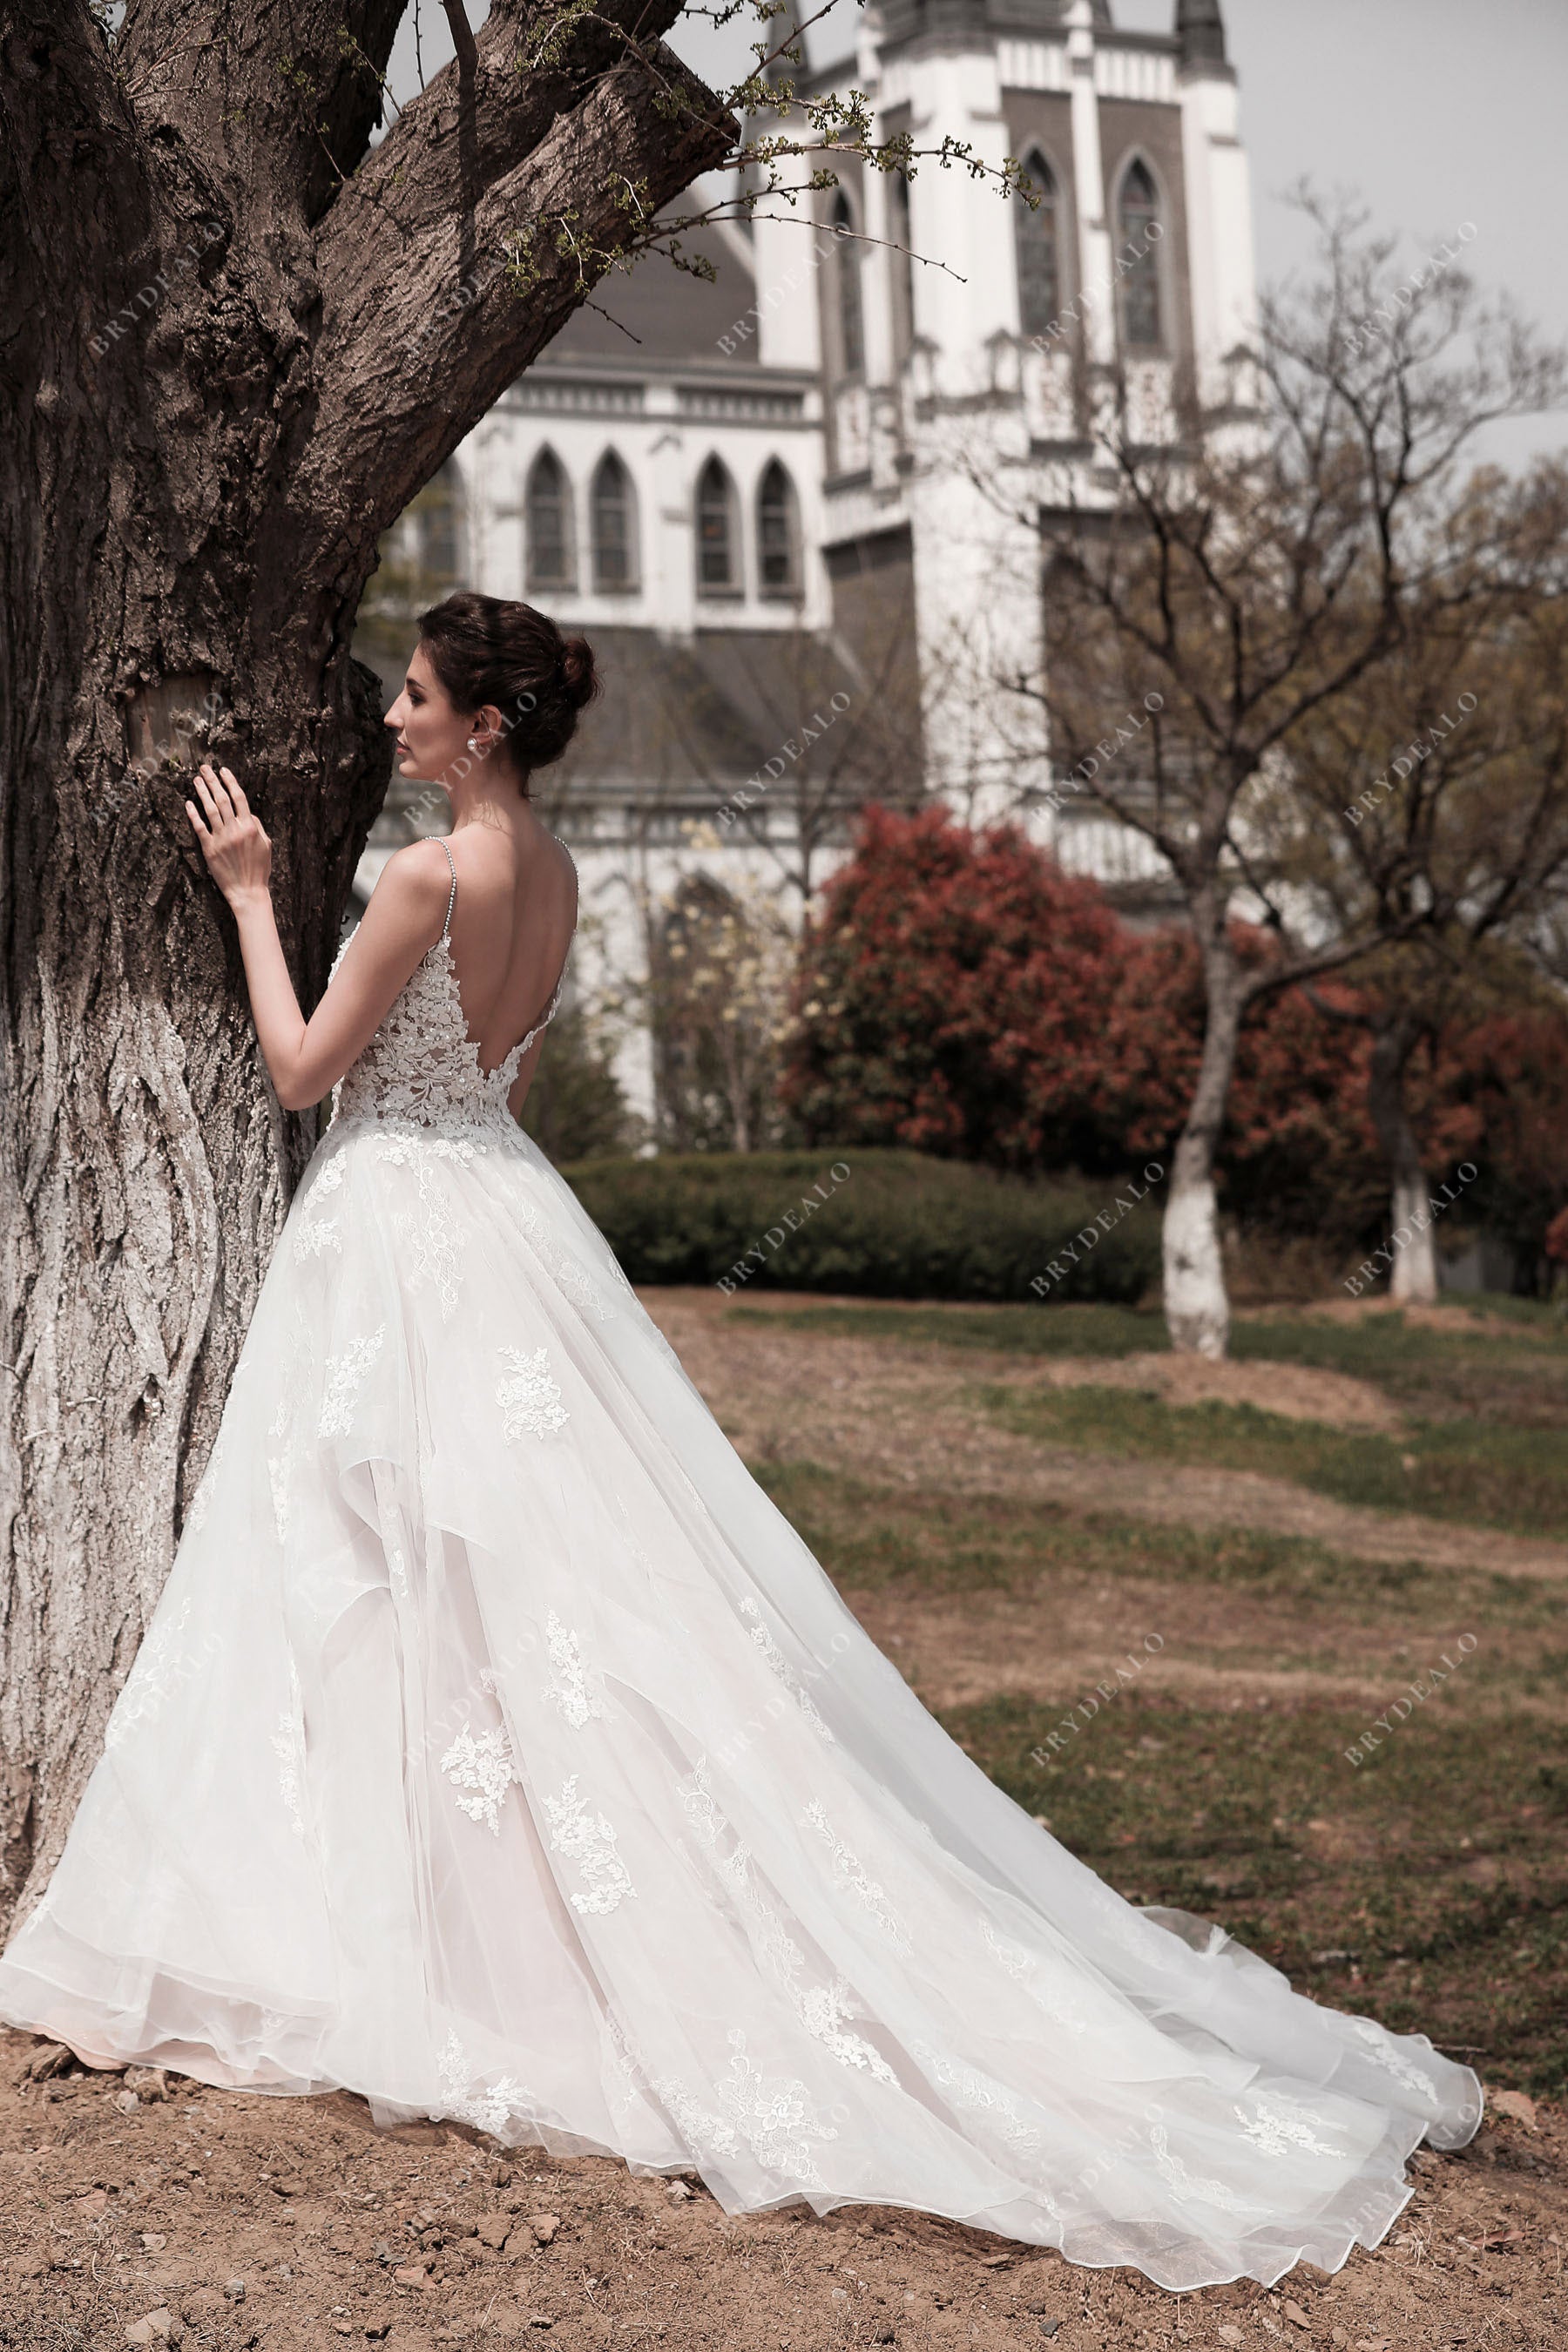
{"left": 0, "top": 855, "right": 1482, "bottom": 2293}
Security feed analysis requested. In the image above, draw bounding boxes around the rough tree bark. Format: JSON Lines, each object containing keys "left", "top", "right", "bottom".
{"left": 0, "top": 0, "right": 733, "bottom": 1925}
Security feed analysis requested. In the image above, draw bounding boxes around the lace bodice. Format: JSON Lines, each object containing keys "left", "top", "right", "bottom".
{"left": 331, "top": 841, "right": 567, "bottom": 1133}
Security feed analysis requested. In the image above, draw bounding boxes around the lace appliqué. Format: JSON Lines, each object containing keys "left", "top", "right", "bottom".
{"left": 293, "top": 1215, "right": 341, "bottom": 1263}
{"left": 740, "top": 1598, "right": 835, "bottom": 1742}
{"left": 441, "top": 1723, "right": 520, "bottom": 1836}
{"left": 332, "top": 932, "right": 563, "bottom": 1137}
{"left": 319, "top": 1324, "right": 386, "bottom": 1440}
{"left": 1349, "top": 2016, "right": 1439, "bottom": 2100}
{"left": 436, "top": 2029, "right": 530, "bottom": 2139}
{"left": 1149, "top": 2120, "right": 1250, "bottom": 2216}
{"left": 980, "top": 1918, "right": 1092, "bottom": 2037}
{"left": 313, "top": 1146, "right": 349, "bottom": 1195}
{"left": 1233, "top": 2092, "right": 1341, "bottom": 2160}
{"left": 679, "top": 1760, "right": 895, "bottom": 2087}
{"left": 512, "top": 1194, "right": 618, "bottom": 1324}
{"left": 556, "top": 1253, "right": 616, "bottom": 1324}
{"left": 912, "top": 2040, "right": 1052, "bottom": 2169}
{"left": 270, "top": 1660, "right": 308, "bottom": 1838}
{"left": 801, "top": 1801, "right": 910, "bottom": 1951}
{"left": 652, "top": 2072, "right": 743, "bottom": 2165}
{"left": 366, "top": 1131, "right": 476, "bottom": 1321}
{"left": 290, "top": 1132, "right": 345, "bottom": 1255}
{"left": 102, "top": 1597, "right": 195, "bottom": 1753}
{"left": 544, "top": 1612, "right": 605, "bottom": 1729}
{"left": 720, "top": 2028, "right": 838, "bottom": 2186}
{"left": 497, "top": 1344, "right": 569, "bottom": 1439}
{"left": 796, "top": 1982, "right": 899, "bottom": 2087}
{"left": 544, "top": 1774, "right": 635, "bottom": 1914}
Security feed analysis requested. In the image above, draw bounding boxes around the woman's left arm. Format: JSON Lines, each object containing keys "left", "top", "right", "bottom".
{"left": 186, "top": 762, "right": 449, "bottom": 1112}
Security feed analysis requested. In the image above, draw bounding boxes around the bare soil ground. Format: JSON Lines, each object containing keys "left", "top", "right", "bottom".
{"left": 3, "top": 1289, "right": 1561, "bottom": 2351}
{"left": 1, "top": 2044, "right": 1561, "bottom": 2351}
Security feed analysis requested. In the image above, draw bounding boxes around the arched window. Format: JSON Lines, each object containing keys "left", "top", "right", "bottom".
{"left": 525, "top": 448, "right": 574, "bottom": 591}
{"left": 889, "top": 172, "right": 915, "bottom": 363}
{"left": 1015, "top": 151, "right": 1060, "bottom": 341}
{"left": 756, "top": 461, "right": 801, "bottom": 597}
{"left": 416, "top": 458, "right": 466, "bottom": 585}
{"left": 591, "top": 449, "right": 638, "bottom": 592}
{"left": 695, "top": 456, "right": 739, "bottom": 593}
{"left": 1118, "top": 159, "right": 1162, "bottom": 348}
{"left": 831, "top": 192, "right": 864, "bottom": 378}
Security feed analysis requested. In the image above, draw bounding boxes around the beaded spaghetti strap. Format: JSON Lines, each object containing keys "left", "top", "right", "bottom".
{"left": 439, "top": 839, "right": 457, "bottom": 941}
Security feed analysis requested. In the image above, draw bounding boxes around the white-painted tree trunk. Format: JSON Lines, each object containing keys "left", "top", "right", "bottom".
{"left": 1388, "top": 1167, "right": 1440, "bottom": 1305}
{"left": 1162, "top": 1167, "right": 1230, "bottom": 1359}
{"left": 1369, "top": 1012, "right": 1438, "bottom": 1307}
{"left": 1161, "top": 934, "right": 1245, "bottom": 1360}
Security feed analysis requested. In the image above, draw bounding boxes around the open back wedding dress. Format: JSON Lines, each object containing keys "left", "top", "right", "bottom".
{"left": 0, "top": 847, "right": 1481, "bottom": 2292}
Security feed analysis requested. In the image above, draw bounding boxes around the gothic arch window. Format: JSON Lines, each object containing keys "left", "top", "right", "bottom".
{"left": 1015, "top": 150, "right": 1061, "bottom": 341}
{"left": 889, "top": 172, "right": 915, "bottom": 364}
{"left": 1117, "top": 159, "right": 1163, "bottom": 348}
{"left": 591, "top": 449, "right": 638, "bottom": 592}
{"left": 525, "top": 447, "right": 575, "bottom": 591}
{"left": 695, "top": 456, "right": 740, "bottom": 593}
{"left": 416, "top": 458, "right": 467, "bottom": 585}
{"left": 756, "top": 460, "right": 801, "bottom": 598}
{"left": 830, "top": 192, "right": 864, "bottom": 379}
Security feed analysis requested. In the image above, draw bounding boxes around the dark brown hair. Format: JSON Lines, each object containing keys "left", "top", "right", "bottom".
{"left": 416, "top": 591, "right": 600, "bottom": 788}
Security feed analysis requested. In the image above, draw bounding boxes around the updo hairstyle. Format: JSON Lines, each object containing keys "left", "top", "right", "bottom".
{"left": 417, "top": 591, "right": 600, "bottom": 787}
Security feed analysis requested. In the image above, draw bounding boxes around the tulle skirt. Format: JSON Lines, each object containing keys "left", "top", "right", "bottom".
{"left": 0, "top": 1110, "right": 1483, "bottom": 2291}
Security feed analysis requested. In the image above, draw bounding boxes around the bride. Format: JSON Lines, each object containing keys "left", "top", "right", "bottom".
{"left": 0, "top": 592, "right": 1480, "bottom": 2293}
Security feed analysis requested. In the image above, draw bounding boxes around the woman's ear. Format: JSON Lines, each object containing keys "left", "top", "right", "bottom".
{"left": 476, "top": 702, "right": 506, "bottom": 748}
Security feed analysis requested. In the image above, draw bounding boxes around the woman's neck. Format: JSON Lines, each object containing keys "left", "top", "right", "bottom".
{"left": 447, "top": 769, "right": 529, "bottom": 835}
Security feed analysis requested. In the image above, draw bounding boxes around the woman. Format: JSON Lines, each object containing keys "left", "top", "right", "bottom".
{"left": 0, "top": 593, "right": 1481, "bottom": 2294}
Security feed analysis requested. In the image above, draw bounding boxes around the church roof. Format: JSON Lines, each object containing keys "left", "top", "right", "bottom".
{"left": 546, "top": 223, "right": 760, "bottom": 369}
{"left": 876, "top": 0, "right": 1112, "bottom": 47}
{"left": 543, "top": 625, "right": 868, "bottom": 808}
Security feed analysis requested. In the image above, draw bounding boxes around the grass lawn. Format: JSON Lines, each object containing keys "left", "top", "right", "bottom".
{"left": 977, "top": 1381, "right": 1568, "bottom": 1540}
{"left": 725, "top": 1294, "right": 1568, "bottom": 2097}
{"left": 736, "top": 1293, "right": 1568, "bottom": 1540}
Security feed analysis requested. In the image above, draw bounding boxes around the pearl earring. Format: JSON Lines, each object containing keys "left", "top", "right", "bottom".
{"left": 467, "top": 737, "right": 481, "bottom": 752}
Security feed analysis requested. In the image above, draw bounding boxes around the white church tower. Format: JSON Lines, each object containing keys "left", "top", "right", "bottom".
{"left": 357, "top": 0, "right": 1258, "bottom": 1132}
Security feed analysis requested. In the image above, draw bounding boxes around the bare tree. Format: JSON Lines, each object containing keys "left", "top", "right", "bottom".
{"left": 713, "top": 577, "right": 929, "bottom": 904}
{"left": 1282, "top": 495, "right": 1568, "bottom": 1301}
{"left": 1003, "top": 200, "right": 1565, "bottom": 1355}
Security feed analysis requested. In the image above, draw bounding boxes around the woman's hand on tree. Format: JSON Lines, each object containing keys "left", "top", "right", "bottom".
{"left": 186, "top": 762, "right": 273, "bottom": 907}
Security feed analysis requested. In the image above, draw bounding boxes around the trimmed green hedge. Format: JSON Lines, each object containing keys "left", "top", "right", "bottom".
{"left": 560, "top": 1148, "right": 1162, "bottom": 1303}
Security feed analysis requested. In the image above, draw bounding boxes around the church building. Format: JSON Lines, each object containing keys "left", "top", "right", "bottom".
{"left": 357, "top": 0, "right": 1257, "bottom": 1136}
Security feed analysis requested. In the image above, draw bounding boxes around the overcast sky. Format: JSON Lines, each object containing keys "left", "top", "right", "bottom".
{"left": 391, "top": 0, "right": 1566, "bottom": 471}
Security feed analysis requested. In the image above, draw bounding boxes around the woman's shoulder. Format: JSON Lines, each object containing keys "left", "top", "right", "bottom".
{"left": 366, "top": 838, "right": 454, "bottom": 938}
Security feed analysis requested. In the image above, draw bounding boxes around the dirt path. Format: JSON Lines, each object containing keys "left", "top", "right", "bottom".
{"left": 641, "top": 1291, "right": 1568, "bottom": 1586}
{"left": 2, "top": 2038, "right": 1561, "bottom": 2350}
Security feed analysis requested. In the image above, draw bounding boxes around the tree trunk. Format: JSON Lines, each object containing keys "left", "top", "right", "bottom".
{"left": 1367, "top": 1012, "right": 1438, "bottom": 1306}
{"left": 1163, "top": 927, "right": 1246, "bottom": 1360}
{"left": 0, "top": 0, "right": 732, "bottom": 1928}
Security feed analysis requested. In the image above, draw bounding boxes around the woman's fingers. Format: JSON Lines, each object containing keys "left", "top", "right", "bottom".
{"left": 184, "top": 798, "right": 210, "bottom": 840}
{"left": 193, "top": 766, "right": 222, "bottom": 825}
{"left": 222, "top": 768, "right": 249, "bottom": 816}
{"left": 198, "top": 761, "right": 233, "bottom": 821}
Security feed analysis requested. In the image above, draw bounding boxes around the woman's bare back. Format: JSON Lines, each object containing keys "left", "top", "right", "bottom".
{"left": 441, "top": 809, "right": 578, "bottom": 1091}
